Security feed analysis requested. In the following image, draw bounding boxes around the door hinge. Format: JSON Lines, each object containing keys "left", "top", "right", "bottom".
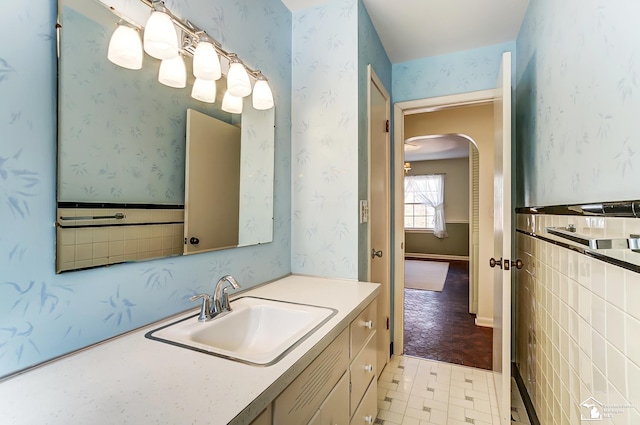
{"left": 386, "top": 316, "right": 390, "bottom": 330}
{"left": 385, "top": 119, "right": 390, "bottom": 133}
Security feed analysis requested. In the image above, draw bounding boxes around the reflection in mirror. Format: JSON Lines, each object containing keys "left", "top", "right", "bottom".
{"left": 184, "top": 109, "right": 240, "bottom": 254}
{"left": 55, "top": 0, "right": 275, "bottom": 273}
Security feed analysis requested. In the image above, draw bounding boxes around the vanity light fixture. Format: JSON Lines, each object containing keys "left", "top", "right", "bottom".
{"left": 143, "top": 4, "right": 179, "bottom": 60}
{"left": 106, "top": 0, "right": 275, "bottom": 111}
{"left": 227, "top": 54, "right": 252, "bottom": 98}
{"left": 107, "top": 23, "right": 143, "bottom": 70}
{"left": 191, "top": 78, "right": 217, "bottom": 103}
{"left": 193, "top": 37, "right": 222, "bottom": 81}
{"left": 404, "top": 162, "right": 412, "bottom": 174}
{"left": 158, "top": 54, "right": 187, "bottom": 88}
{"left": 252, "top": 73, "right": 274, "bottom": 110}
{"left": 221, "top": 91, "right": 243, "bottom": 114}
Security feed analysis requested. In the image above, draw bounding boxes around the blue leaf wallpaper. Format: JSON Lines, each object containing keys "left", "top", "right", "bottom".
{"left": 516, "top": 0, "right": 640, "bottom": 207}
{"left": 392, "top": 41, "right": 516, "bottom": 104}
{"left": 357, "top": 0, "right": 391, "bottom": 280}
{"left": 290, "top": 0, "right": 390, "bottom": 280}
{"left": 0, "top": 0, "right": 291, "bottom": 378}
{"left": 291, "top": 0, "right": 360, "bottom": 279}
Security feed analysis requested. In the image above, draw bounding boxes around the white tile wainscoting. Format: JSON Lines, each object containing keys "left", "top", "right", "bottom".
{"left": 56, "top": 207, "right": 184, "bottom": 272}
{"left": 515, "top": 213, "right": 640, "bottom": 424}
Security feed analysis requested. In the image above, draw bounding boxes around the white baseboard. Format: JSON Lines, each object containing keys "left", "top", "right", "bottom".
{"left": 405, "top": 253, "right": 470, "bottom": 261}
{"left": 475, "top": 316, "right": 494, "bottom": 328}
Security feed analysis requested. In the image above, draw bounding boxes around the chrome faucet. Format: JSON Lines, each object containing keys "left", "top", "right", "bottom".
{"left": 190, "top": 275, "right": 241, "bottom": 322}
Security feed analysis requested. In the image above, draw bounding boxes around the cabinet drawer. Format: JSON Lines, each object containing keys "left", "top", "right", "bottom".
{"left": 318, "top": 372, "right": 349, "bottom": 425}
{"left": 274, "top": 328, "right": 349, "bottom": 425}
{"left": 349, "top": 301, "right": 376, "bottom": 358}
{"left": 350, "top": 378, "right": 377, "bottom": 425}
{"left": 349, "top": 331, "right": 376, "bottom": 416}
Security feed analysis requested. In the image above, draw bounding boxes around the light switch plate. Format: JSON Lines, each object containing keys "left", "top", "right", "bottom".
{"left": 359, "top": 200, "right": 369, "bottom": 223}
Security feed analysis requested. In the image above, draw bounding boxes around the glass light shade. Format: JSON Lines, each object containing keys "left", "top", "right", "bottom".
{"left": 227, "top": 61, "right": 252, "bottom": 97}
{"left": 143, "top": 11, "right": 179, "bottom": 60}
{"left": 252, "top": 79, "right": 274, "bottom": 110}
{"left": 193, "top": 41, "right": 221, "bottom": 80}
{"left": 107, "top": 25, "right": 143, "bottom": 70}
{"left": 191, "top": 78, "right": 217, "bottom": 103}
{"left": 158, "top": 55, "right": 186, "bottom": 88}
{"left": 221, "top": 91, "right": 243, "bottom": 114}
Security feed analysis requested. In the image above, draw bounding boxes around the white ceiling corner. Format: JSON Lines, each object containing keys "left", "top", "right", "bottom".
{"left": 280, "top": 0, "right": 327, "bottom": 12}
{"left": 281, "top": 0, "right": 529, "bottom": 64}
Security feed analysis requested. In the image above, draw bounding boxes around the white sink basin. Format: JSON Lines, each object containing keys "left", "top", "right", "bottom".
{"left": 146, "top": 297, "right": 336, "bottom": 365}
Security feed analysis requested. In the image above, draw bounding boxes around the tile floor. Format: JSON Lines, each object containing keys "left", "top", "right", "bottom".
{"left": 510, "top": 378, "right": 531, "bottom": 425}
{"left": 376, "top": 355, "right": 533, "bottom": 425}
{"left": 403, "top": 260, "right": 492, "bottom": 370}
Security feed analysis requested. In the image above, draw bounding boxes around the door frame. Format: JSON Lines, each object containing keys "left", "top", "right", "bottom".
{"left": 392, "top": 89, "right": 497, "bottom": 355}
{"left": 367, "top": 65, "right": 391, "bottom": 281}
{"left": 367, "top": 65, "right": 392, "bottom": 372}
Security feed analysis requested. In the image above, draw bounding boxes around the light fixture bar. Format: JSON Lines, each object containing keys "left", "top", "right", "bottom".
{"left": 138, "top": 0, "right": 264, "bottom": 81}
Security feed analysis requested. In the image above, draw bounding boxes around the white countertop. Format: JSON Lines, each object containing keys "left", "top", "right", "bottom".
{"left": 0, "top": 275, "right": 379, "bottom": 425}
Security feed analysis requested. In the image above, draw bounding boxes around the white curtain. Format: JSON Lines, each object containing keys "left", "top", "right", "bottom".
{"left": 406, "top": 174, "right": 448, "bottom": 238}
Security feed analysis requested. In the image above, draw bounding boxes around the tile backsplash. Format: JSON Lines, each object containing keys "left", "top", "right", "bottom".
{"left": 515, "top": 213, "right": 640, "bottom": 424}
{"left": 56, "top": 207, "right": 184, "bottom": 272}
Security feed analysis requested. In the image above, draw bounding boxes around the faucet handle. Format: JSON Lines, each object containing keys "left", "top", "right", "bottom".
{"left": 221, "top": 287, "right": 233, "bottom": 312}
{"left": 190, "top": 293, "right": 212, "bottom": 322}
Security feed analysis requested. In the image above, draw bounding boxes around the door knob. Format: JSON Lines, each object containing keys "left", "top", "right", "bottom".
{"left": 371, "top": 249, "right": 383, "bottom": 258}
{"left": 490, "top": 257, "right": 524, "bottom": 270}
{"left": 511, "top": 259, "right": 524, "bottom": 269}
{"left": 189, "top": 237, "right": 200, "bottom": 245}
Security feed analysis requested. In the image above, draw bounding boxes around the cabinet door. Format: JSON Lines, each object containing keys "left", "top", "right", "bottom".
{"left": 274, "top": 329, "right": 349, "bottom": 425}
{"left": 319, "top": 372, "right": 349, "bottom": 425}
{"left": 250, "top": 405, "right": 272, "bottom": 425}
{"left": 308, "top": 410, "right": 322, "bottom": 425}
{"left": 350, "top": 379, "right": 377, "bottom": 425}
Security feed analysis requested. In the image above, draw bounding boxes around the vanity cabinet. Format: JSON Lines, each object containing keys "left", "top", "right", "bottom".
{"left": 267, "top": 299, "right": 378, "bottom": 425}
{"left": 273, "top": 329, "right": 349, "bottom": 424}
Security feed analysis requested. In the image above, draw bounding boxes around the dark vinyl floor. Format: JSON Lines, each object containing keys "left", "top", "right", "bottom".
{"left": 403, "top": 260, "right": 493, "bottom": 370}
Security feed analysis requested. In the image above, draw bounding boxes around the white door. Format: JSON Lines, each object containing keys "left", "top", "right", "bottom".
{"left": 184, "top": 109, "right": 241, "bottom": 254}
{"left": 491, "top": 52, "right": 512, "bottom": 424}
{"left": 368, "top": 66, "right": 391, "bottom": 375}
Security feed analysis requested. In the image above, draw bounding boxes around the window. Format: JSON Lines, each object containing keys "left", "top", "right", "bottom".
{"left": 404, "top": 175, "right": 444, "bottom": 231}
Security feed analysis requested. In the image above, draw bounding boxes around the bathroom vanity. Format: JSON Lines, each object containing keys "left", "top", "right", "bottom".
{"left": 0, "top": 275, "right": 379, "bottom": 425}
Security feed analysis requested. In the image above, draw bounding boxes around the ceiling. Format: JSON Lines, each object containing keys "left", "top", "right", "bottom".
{"left": 281, "top": 0, "right": 529, "bottom": 63}
{"left": 282, "top": 0, "right": 529, "bottom": 161}
{"left": 404, "top": 134, "right": 471, "bottom": 162}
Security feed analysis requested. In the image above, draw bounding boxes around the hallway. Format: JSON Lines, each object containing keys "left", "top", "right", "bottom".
{"left": 403, "top": 260, "right": 492, "bottom": 370}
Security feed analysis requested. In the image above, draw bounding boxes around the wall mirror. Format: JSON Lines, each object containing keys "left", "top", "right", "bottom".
{"left": 55, "top": 0, "right": 275, "bottom": 273}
